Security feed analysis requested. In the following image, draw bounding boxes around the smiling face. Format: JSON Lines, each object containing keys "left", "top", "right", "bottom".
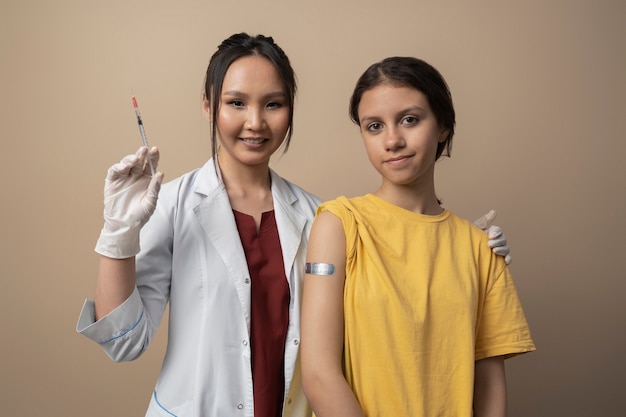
{"left": 357, "top": 83, "right": 448, "bottom": 191}
{"left": 203, "top": 55, "right": 290, "bottom": 170}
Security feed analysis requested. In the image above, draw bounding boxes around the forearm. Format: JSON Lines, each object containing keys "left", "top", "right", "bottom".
{"left": 303, "top": 370, "right": 365, "bottom": 417}
{"left": 473, "top": 356, "right": 507, "bottom": 417}
{"left": 94, "top": 256, "right": 136, "bottom": 320}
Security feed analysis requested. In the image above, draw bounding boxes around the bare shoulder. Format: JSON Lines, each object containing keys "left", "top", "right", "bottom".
{"left": 308, "top": 211, "right": 346, "bottom": 255}
{"left": 312, "top": 210, "right": 344, "bottom": 233}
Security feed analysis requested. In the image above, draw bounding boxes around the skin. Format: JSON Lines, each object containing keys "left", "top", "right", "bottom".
{"left": 301, "top": 83, "right": 507, "bottom": 417}
{"left": 474, "top": 356, "right": 507, "bottom": 416}
{"left": 358, "top": 84, "right": 447, "bottom": 214}
{"left": 301, "top": 209, "right": 363, "bottom": 417}
{"left": 95, "top": 55, "right": 290, "bottom": 319}
{"left": 203, "top": 54, "right": 290, "bottom": 229}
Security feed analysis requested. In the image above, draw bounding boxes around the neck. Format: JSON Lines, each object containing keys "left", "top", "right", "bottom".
{"left": 216, "top": 154, "right": 274, "bottom": 220}
{"left": 373, "top": 181, "right": 442, "bottom": 215}
{"left": 217, "top": 153, "right": 272, "bottom": 192}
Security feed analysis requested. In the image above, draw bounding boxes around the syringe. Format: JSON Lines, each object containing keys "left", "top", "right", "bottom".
{"left": 131, "top": 96, "right": 155, "bottom": 176}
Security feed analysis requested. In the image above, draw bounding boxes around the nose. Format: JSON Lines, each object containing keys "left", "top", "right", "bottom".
{"left": 384, "top": 126, "right": 405, "bottom": 151}
{"left": 245, "top": 107, "right": 265, "bottom": 131}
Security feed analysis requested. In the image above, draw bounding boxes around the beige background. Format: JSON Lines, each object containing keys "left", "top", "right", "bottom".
{"left": 1, "top": 0, "right": 624, "bottom": 416}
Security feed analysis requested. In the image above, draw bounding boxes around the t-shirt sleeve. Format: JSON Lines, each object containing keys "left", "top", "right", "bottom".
{"left": 475, "top": 264, "right": 536, "bottom": 361}
{"left": 316, "top": 197, "right": 358, "bottom": 264}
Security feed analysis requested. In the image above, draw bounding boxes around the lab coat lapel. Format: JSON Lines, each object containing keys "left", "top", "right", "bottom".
{"left": 270, "top": 170, "right": 306, "bottom": 284}
{"left": 192, "top": 161, "right": 252, "bottom": 325}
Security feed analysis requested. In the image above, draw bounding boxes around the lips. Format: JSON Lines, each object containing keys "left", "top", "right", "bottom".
{"left": 386, "top": 155, "right": 412, "bottom": 163}
{"left": 240, "top": 137, "right": 266, "bottom": 144}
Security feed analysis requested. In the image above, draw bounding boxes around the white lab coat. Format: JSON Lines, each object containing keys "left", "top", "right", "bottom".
{"left": 77, "top": 159, "right": 321, "bottom": 417}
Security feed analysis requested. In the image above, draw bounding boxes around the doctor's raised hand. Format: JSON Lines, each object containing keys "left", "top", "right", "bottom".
{"left": 92, "top": 146, "right": 163, "bottom": 319}
{"left": 95, "top": 146, "right": 163, "bottom": 259}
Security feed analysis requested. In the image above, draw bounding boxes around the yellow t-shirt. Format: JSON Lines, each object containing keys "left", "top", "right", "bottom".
{"left": 318, "top": 195, "right": 535, "bottom": 417}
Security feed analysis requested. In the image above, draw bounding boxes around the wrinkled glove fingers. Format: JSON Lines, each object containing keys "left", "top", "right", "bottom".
{"left": 487, "top": 236, "right": 508, "bottom": 249}
{"left": 493, "top": 249, "right": 513, "bottom": 265}
{"left": 475, "top": 215, "right": 513, "bottom": 265}
{"left": 146, "top": 172, "right": 162, "bottom": 203}
{"left": 130, "top": 147, "right": 150, "bottom": 176}
{"left": 139, "top": 172, "right": 163, "bottom": 219}
{"left": 486, "top": 225, "right": 512, "bottom": 264}
{"left": 106, "top": 148, "right": 145, "bottom": 180}
{"left": 142, "top": 146, "right": 160, "bottom": 175}
{"left": 491, "top": 244, "right": 511, "bottom": 264}
{"left": 486, "top": 226, "right": 508, "bottom": 252}
{"left": 489, "top": 239, "right": 509, "bottom": 252}
{"left": 473, "top": 210, "right": 496, "bottom": 230}
{"left": 107, "top": 157, "right": 134, "bottom": 181}
{"left": 486, "top": 225, "right": 502, "bottom": 239}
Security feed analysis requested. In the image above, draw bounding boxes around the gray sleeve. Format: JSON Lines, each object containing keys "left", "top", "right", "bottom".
{"left": 75, "top": 287, "right": 151, "bottom": 362}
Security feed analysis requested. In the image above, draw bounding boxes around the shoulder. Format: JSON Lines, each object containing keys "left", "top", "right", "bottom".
{"left": 318, "top": 195, "right": 356, "bottom": 213}
{"left": 446, "top": 211, "right": 510, "bottom": 279}
{"left": 159, "top": 159, "right": 221, "bottom": 202}
{"left": 318, "top": 195, "right": 375, "bottom": 222}
{"left": 446, "top": 210, "right": 489, "bottom": 241}
{"left": 307, "top": 210, "right": 347, "bottom": 259}
{"left": 311, "top": 210, "right": 345, "bottom": 235}
{"left": 270, "top": 170, "right": 322, "bottom": 211}
{"left": 315, "top": 196, "right": 367, "bottom": 238}
{"left": 160, "top": 167, "right": 201, "bottom": 192}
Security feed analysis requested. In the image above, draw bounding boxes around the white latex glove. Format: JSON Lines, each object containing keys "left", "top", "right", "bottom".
{"left": 95, "top": 147, "right": 163, "bottom": 259}
{"left": 473, "top": 210, "right": 512, "bottom": 265}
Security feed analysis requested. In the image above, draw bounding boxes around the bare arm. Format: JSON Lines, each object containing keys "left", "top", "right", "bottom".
{"left": 301, "top": 211, "right": 365, "bottom": 417}
{"left": 474, "top": 356, "right": 507, "bottom": 417}
{"left": 94, "top": 256, "right": 136, "bottom": 320}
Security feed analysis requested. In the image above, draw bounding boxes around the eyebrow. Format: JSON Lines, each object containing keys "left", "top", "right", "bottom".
{"left": 359, "top": 106, "right": 427, "bottom": 125}
{"left": 221, "top": 90, "right": 287, "bottom": 99}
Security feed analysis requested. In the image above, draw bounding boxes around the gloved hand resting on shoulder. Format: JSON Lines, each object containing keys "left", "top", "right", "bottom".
{"left": 473, "top": 210, "right": 512, "bottom": 265}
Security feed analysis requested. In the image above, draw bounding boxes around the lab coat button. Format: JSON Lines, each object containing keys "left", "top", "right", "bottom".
{"left": 293, "top": 339, "right": 299, "bottom": 345}
{"left": 244, "top": 278, "right": 250, "bottom": 284}
{"left": 237, "top": 403, "right": 244, "bottom": 409}
{"left": 242, "top": 340, "right": 248, "bottom": 346}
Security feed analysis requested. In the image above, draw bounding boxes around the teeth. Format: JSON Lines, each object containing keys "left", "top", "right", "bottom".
{"left": 241, "top": 138, "right": 264, "bottom": 144}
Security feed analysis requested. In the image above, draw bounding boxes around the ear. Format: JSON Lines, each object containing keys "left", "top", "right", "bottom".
{"left": 438, "top": 128, "right": 449, "bottom": 143}
{"left": 201, "top": 93, "right": 212, "bottom": 122}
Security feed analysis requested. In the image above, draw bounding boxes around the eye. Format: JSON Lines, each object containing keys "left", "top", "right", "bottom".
{"left": 366, "top": 122, "right": 383, "bottom": 132}
{"left": 401, "top": 116, "right": 418, "bottom": 125}
{"left": 266, "top": 101, "right": 284, "bottom": 110}
{"left": 228, "top": 100, "right": 245, "bottom": 108}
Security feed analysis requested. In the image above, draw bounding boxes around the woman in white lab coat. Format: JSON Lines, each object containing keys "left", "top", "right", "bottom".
{"left": 78, "top": 32, "right": 319, "bottom": 417}
{"left": 77, "top": 33, "right": 510, "bottom": 417}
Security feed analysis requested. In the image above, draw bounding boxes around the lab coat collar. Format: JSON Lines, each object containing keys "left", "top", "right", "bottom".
{"left": 191, "top": 158, "right": 307, "bottom": 324}
{"left": 269, "top": 169, "right": 307, "bottom": 287}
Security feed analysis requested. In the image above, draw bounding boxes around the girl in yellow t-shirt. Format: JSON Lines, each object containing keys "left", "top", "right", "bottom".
{"left": 301, "top": 57, "right": 535, "bottom": 417}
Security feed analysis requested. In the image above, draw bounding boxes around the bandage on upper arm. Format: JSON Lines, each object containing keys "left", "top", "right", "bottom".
{"left": 305, "top": 262, "right": 335, "bottom": 275}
